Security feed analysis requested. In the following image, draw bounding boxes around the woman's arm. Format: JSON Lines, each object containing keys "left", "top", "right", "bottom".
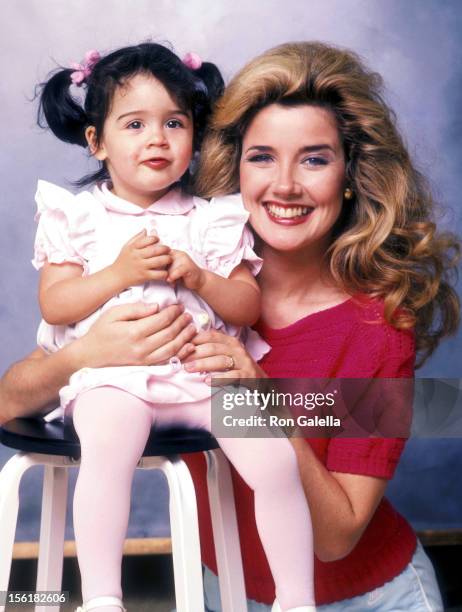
{"left": 0, "top": 302, "right": 196, "bottom": 425}
{"left": 167, "top": 252, "right": 261, "bottom": 327}
{"left": 290, "top": 439, "right": 387, "bottom": 562}
{"left": 0, "top": 345, "right": 82, "bottom": 423}
{"left": 39, "top": 232, "right": 172, "bottom": 325}
{"left": 184, "top": 329, "right": 388, "bottom": 562}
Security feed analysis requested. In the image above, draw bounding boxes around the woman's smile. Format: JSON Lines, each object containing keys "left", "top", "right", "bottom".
{"left": 263, "top": 200, "right": 314, "bottom": 224}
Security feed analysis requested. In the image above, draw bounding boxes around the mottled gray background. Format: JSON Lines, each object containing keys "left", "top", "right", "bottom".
{"left": 0, "top": 0, "right": 461, "bottom": 540}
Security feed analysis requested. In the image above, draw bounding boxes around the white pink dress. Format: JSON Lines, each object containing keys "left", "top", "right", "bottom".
{"left": 33, "top": 181, "right": 268, "bottom": 416}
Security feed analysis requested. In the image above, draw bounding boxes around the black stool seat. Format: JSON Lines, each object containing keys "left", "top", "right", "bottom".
{"left": 0, "top": 417, "right": 218, "bottom": 460}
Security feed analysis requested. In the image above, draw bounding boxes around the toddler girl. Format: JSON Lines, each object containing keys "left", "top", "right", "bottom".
{"left": 34, "top": 44, "right": 315, "bottom": 612}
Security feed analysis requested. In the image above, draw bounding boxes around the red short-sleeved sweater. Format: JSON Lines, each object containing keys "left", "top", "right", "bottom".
{"left": 183, "top": 295, "right": 417, "bottom": 605}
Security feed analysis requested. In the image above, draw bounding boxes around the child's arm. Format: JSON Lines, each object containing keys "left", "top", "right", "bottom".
{"left": 40, "top": 231, "right": 172, "bottom": 325}
{"left": 167, "top": 251, "right": 261, "bottom": 326}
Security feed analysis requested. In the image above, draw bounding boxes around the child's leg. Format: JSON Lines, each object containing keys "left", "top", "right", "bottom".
{"left": 72, "top": 386, "right": 153, "bottom": 611}
{"left": 154, "top": 398, "right": 315, "bottom": 610}
{"left": 217, "top": 434, "right": 315, "bottom": 610}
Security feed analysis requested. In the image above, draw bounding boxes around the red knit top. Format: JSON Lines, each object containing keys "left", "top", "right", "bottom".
{"left": 183, "top": 295, "right": 417, "bottom": 605}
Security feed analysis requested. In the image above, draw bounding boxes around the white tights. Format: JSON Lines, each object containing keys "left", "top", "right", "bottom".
{"left": 72, "top": 386, "right": 315, "bottom": 611}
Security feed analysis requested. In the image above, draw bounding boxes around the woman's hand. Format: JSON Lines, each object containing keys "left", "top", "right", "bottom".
{"left": 183, "top": 329, "right": 267, "bottom": 380}
{"left": 0, "top": 302, "right": 197, "bottom": 421}
{"left": 76, "top": 301, "right": 197, "bottom": 369}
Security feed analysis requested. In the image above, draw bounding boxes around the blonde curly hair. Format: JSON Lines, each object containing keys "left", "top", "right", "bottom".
{"left": 195, "top": 41, "right": 460, "bottom": 366}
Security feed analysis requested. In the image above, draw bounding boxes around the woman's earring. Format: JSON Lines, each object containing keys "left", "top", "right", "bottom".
{"left": 344, "top": 187, "right": 354, "bottom": 200}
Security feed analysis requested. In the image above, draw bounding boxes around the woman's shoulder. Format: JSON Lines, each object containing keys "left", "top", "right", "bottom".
{"left": 347, "top": 295, "right": 416, "bottom": 376}
{"left": 348, "top": 293, "right": 386, "bottom": 320}
{"left": 350, "top": 295, "right": 414, "bottom": 337}
{"left": 283, "top": 295, "right": 415, "bottom": 377}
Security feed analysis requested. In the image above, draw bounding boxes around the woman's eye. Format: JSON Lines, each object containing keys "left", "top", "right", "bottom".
{"left": 127, "top": 121, "right": 143, "bottom": 130}
{"left": 166, "top": 119, "right": 183, "bottom": 129}
{"left": 247, "top": 154, "right": 273, "bottom": 163}
{"left": 303, "top": 156, "right": 328, "bottom": 166}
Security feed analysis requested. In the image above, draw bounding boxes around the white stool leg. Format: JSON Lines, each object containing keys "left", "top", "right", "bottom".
{"left": 139, "top": 455, "right": 205, "bottom": 612}
{"left": 0, "top": 453, "right": 43, "bottom": 612}
{"left": 206, "top": 449, "right": 247, "bottom": 612}
{"left": 35, "top": 464, "right": 69, "bottom": 612}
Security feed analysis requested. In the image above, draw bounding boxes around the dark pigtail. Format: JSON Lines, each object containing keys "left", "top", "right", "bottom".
{"left": 194, "top": 62, "right": 225, "bottom": 106}
{"left": 186, "top": 61, "right": 225, "bottom": 171}
{"left": 37, "top": 69, "right": 88, "bottom": 147}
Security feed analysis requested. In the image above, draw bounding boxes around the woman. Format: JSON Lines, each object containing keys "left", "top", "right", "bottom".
{"left": 176, "top": 41, "right": 459, "bottom": 611}
{"left": 1, "top": 42, "right": 459, "bottom": 610}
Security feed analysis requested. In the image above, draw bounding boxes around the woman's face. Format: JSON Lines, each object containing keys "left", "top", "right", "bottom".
{"left": 239, "top": 103, "right": 346, "bottom": 257}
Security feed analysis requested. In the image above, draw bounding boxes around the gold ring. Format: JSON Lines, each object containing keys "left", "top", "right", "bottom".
{"left": 225, "top": 355, "right": 235, "bottom": 371}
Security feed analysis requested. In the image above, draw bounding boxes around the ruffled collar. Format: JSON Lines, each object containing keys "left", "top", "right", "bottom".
{"left": 94, "top": 182, "right": 195, "bottom": 215}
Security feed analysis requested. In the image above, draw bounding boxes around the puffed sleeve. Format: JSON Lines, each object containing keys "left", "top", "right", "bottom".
{"left": 196, "top": 194, "right": 263, "bottom": 278}
{"left": 32, "top": 180, "right": 98, "bottom": 273}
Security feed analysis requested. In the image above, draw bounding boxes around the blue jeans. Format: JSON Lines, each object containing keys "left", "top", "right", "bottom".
{"left": 202, "top": 540, "right": 444, "bottom": 611}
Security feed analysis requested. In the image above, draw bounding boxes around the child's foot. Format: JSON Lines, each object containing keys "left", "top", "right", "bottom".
{"left": 75, "top": 595, "right": 126, "bottom": 611}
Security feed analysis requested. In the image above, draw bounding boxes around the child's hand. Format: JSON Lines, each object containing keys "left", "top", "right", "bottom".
{"left": 167, "top": 250, "right": 206, "bottom": 291}
{"left": 111, "top": 230, "right": 172, "bottom": 288}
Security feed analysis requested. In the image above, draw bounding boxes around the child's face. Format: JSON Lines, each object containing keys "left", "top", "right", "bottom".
{"left": 86, "top": 74, "right": 193, "bottom": 207}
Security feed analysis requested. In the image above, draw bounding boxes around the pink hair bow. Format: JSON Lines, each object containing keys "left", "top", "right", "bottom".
{"left": 70, "top": 50, "right": 101, "bottom": 86}
{"left": 182, "top": 51, "right": 202, "bottom": 70}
